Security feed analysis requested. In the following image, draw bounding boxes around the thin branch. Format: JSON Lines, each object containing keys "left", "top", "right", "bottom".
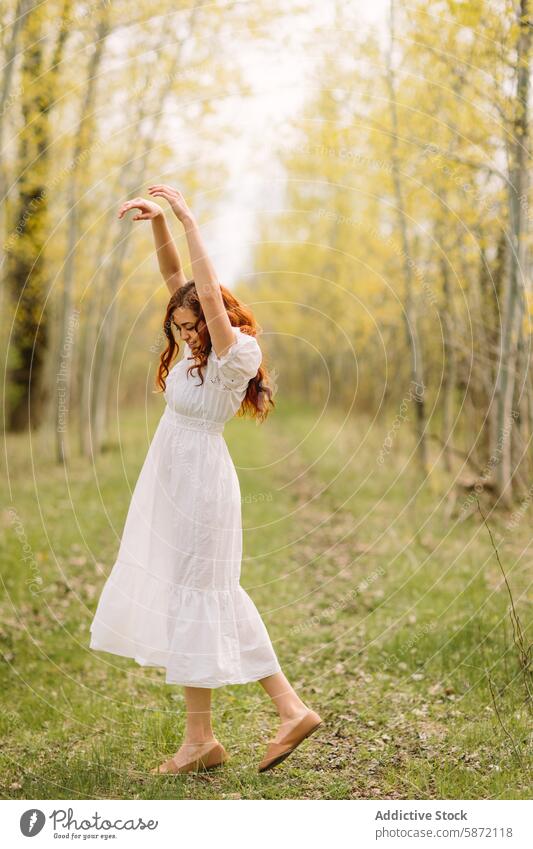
{"left": 476, "top": 496, "right": 533, "bottom": 712}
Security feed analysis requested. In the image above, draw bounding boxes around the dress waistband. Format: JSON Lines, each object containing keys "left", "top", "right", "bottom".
{"left": 163, "top": 406, "right": 225, "bottom": 434}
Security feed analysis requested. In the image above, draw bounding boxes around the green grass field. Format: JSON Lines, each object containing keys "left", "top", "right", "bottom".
{"left": 1, "top": 401, "right": 531, "bottom": 799}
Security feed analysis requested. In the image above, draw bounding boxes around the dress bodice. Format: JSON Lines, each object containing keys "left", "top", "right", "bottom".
{"left": 163, "top": 325, "right": 262, "bottom": 425}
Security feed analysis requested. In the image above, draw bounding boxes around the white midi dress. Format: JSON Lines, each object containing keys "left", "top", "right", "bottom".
{"left": 89, "top": 325, "right": 282, "bottom": 687}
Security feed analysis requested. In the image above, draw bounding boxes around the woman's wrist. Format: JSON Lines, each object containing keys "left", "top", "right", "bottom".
{"left": 178, "top": 210, "right": 196, "bottom": 230}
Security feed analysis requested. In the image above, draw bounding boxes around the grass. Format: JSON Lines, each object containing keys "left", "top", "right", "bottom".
{"left": 1, "top": 399, "right": 531, "bottom": 799}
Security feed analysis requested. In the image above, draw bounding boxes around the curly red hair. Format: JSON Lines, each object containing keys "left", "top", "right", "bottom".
{"left": 155, "top": 280, "right": 275, "bottom": 422}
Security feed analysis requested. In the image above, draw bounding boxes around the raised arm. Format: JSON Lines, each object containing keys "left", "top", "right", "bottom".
{"left": 147, "top": 184, "right": 235, "bottom": 357}
{"left": 151, "top": 213, "right": 188, "bottom": 294}
{"left": 117, "top": 196, "right": 188, "bottom": 295}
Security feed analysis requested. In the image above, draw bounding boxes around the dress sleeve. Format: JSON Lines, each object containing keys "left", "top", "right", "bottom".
{"left": 211, "top": 327, "right": 262, "bottom": 392}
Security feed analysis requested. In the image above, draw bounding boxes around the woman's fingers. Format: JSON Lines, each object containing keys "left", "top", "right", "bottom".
{"left": 118, "top": 200, "right": 141, "bottom": 216}
{"left": 149, "top": 191, "right": 174, "bottom": 205}
{"left": 148, "top": 186, "right": 178, "bottom": 198}
{"left": 117, "top": 197, "right": 151, "bottom": 219}
{"left": 146, "top": 185, "right": 189, "bottom": 220}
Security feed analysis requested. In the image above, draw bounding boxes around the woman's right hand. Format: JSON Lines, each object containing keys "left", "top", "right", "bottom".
{"left": 117, "top": 197, "right": 163, "bottom": 221}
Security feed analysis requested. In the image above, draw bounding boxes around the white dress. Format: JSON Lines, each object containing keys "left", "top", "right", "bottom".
{"left": 89, "top": 325, "right": 282, "bottom": 687}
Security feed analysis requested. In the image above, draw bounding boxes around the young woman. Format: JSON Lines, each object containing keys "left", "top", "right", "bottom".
{"left": 89, "top": 185, "right": 322, "bottom": 775}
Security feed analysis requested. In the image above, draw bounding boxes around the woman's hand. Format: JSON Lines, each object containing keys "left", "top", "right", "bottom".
{"left": 147, "top": 184, "right": 193, "bottom": 223}
{"left": 117, "top": 197, "right": 163, "bottom": 221}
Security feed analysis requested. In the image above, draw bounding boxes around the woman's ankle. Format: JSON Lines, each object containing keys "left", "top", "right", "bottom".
{"left": 277, "top": 702, "right": 309, "bottom": 722}
{"left": 182, "top": 732, "right": 217, "bottom": 745}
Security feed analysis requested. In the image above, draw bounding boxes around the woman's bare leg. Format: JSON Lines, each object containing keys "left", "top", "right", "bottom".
{"left": 258, "top": 671, "right": 313, "bottom": 743}
{"left": 151, "top": 686, "right": 220, "bottom": 772}
{"left": 183, "top": 686, "right": 216, "bottom": 743}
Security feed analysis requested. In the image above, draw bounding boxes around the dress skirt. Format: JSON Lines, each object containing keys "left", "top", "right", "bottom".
{"left": 89, "top": 405, "right": 282, "bottom": 687}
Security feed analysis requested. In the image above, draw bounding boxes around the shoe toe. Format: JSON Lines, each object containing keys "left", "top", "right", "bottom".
{"left": 257, "top": 711, "right": 323, "bottom": 772}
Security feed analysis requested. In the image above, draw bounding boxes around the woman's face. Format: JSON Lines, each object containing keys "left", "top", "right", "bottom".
{"left": 172, "top": 306, "right": 204, "bottom": 352}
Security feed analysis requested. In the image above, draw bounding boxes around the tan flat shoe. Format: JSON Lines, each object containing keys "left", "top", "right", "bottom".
{"left": 258, "top": 709, "right": 323, "bottom": 772}
{"left": 150, "top": 740, "right": 229, "bottom": 775}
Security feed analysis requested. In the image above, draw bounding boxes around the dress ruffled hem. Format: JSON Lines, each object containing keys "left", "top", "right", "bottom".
{"left": 89, "top": 558, "right": 282, "bottom": 687}
{"left": 88, "top": 636, "right": 282, "bottom": 688}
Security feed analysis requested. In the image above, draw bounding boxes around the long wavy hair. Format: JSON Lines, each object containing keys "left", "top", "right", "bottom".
{"left": 155, "top": 280, "right": 275, "bottom": 422}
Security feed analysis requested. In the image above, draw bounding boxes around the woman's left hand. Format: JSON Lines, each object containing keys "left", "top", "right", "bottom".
{"left": 147, "top": 184, "right": 192, "bottom": 222}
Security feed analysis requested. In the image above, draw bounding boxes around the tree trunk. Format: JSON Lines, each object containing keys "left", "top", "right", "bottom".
{"left": 440, "top": 251, "right": 456, "bottom": 472}
{"left": 494, "top": 0, "right": 531, "bottom": 506}
{"left": 0, "top": 0, "right": 30, "bottom": 244}
{"left": 55, "top": 9, "right": 111, "bottom": 463}
{"left": 485, "top": 229, "right": 507, "bottom": 465}
{"left": 386, "top": 0, "right": 428, "bottom": 475}
{"left": 5, "top": 0, "right": 72, "bottom": 431}
{"left": 511, "top": 321, "right": 532, "bottom": 496}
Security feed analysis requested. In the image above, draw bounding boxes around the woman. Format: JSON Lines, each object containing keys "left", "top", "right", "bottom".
{"left": 89, "top": 184, "right": 322, "bottom": 775}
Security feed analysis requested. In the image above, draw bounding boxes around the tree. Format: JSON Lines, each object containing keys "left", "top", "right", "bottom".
{"left": 493, "top": 0, "right": 531, "bottom": 505}
{"left": 55, "top": 5, "right": 112, "bottom": 463}
{"left": 5, "top": 0, "right": 72, "bottom": 431}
